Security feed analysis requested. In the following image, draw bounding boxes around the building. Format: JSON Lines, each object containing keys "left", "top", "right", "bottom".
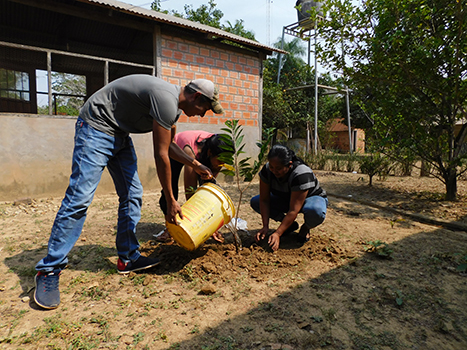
{"left": 327, "top": 118, "right": 365, "bottom": 153}
{"left": 0, "top": 0, "right": 282, "bottom": 200}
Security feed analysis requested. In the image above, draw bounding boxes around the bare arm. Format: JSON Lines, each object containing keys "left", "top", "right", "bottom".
{"left": 255, "top": 179, "right": 271, "bottom": 242}
{"left": 168, "top": 141, "right": 213, "bottom": 181}
{"left": 278, "top": 191, "right": 307, "bottom": 235}
{"left": 152, "top": 120, "right": 182, "bottom": 224}
{"left": 268, "top": 190, "right": 307, "bottom": 251}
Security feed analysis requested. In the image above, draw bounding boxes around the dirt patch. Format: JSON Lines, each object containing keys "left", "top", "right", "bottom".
{"left": 1, "top": 171, "right": 467, "bottom": 349}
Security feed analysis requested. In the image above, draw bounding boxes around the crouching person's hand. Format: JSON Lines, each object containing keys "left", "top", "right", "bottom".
{"left": 212, "top": 231, "right": 224, "bottom": 243}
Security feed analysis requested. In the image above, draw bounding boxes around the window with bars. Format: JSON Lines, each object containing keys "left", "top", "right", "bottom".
{"left": 0, "top": 68, "right": 30, "bottom": 102}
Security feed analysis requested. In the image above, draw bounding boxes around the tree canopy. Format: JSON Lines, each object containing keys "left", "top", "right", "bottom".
{"left": 37, "top": 72, "right": 85, "bottom": 116}
{"left": 315, "top": 0, "right": 467, "bottom": 200}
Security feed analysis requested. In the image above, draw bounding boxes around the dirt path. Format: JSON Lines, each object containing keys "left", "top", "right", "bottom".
{"left": 1, "top": 171, "right": 466, "bottom": 349}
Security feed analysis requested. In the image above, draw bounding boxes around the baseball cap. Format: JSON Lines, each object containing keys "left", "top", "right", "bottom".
{"left": 187, "top": 79, "right": 224, "bottom": 114}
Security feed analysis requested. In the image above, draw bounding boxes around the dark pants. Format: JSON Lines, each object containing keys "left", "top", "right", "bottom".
{"left": 159, "top": 158, "right": 184, "bottom": 215}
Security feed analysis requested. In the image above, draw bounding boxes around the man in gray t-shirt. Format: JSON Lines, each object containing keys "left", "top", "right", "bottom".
{"left": 34, "top": 74, "right": 224, "bottom": 310}
{"left": 80, "top": 75, "right": 183, "bottom": 136}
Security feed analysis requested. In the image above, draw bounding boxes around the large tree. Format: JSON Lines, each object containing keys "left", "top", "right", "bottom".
{"left": 316, "top": 0, "right": 467, "bottom": 200}
{"left": 263, "top": 38, "right": 312, "bottom": 131}
{"left": 175, "top": 0, "right": 223, "bottom": 28}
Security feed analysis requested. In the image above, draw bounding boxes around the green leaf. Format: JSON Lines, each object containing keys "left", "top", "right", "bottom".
{"left": 220, "top": 169, "right": 235, "bottom": 177}
{"left": 235, "top": 135, "right": 244, "bottom": 149}
{"left": 239, "top": 158, "right": 251, "bottom": 166}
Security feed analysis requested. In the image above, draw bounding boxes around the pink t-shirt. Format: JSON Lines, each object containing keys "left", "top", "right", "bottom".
{"left": 174, "top": 130, "right": 214, "bottom": 156}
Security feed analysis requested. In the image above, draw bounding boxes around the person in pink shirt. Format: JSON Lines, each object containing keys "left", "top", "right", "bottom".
{"left": 156, "top": 129, "right": 227, "bottom": 242}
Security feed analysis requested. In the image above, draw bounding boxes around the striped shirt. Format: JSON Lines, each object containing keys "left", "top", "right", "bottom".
{"left": 259, "top": 161, "right": 326, "bottom": 201}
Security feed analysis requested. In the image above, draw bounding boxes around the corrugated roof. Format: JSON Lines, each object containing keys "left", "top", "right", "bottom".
{"left": 80, "top": 0, "right": 287, "bottom": 54}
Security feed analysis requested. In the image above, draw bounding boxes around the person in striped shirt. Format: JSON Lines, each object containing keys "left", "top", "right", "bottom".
{"left": 251, "top": 144, "right": 328, "bottom": 251}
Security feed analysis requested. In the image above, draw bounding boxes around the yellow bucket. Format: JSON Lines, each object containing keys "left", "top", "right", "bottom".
{"left": 166, "top": 182, "right": 235, "bottom": 251}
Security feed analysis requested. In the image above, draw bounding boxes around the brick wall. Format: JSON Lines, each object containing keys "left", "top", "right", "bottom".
{"left": 160, "top": 35, "right": 261, "bottom": 128}
{"left": 0, "top": 37, "right": 267, "bottom": 200}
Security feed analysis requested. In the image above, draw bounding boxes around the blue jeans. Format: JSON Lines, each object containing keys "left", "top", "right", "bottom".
{"left": 36, "top": 118, "right": 143, "bottom": 272}
{"left": 250, "top": 193, "right": 328, "bottom": 229}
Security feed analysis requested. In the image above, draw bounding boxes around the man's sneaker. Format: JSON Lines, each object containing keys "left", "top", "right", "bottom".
{"left": 34, "top": 270, "right": 61, "bottom": 309}
{"left": 117, "top": 255, "right": 160, "bottom": 274}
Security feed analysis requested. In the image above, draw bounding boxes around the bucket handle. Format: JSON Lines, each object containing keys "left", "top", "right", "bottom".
{"left": 201, "top": 184, "right": 233, "bottom": 214}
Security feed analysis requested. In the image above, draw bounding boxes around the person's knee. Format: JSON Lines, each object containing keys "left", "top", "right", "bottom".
{"left": 130, "top": 185, "right": 143, "bottom": 204}
{"left": 120, "top": 182, "right": 143, "bottom": 208}
{"left": 250, "top": 195, "right": 260, "bottom": 213}
{"left": 250, "top": 196, "right": 257, "bottom": 209}
{"left": 303, "top": 206, "right": 326, "bottom": 228}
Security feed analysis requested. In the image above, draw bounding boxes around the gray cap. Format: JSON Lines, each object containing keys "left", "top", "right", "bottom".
{"left": 187, "top": 79, "right": 224, "bottom": 114}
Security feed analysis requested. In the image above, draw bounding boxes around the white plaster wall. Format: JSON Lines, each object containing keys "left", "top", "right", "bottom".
{"left": 0, "top": 114, "right": 260, "bottom": 201}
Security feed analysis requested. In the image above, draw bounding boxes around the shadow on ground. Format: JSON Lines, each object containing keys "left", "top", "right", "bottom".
{"left": 157, "top": 226, "right": 467, "bottom": 350}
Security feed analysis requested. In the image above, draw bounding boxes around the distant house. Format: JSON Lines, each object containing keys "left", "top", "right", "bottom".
{"left": 327, "top": 118, "right": 365, "bottom": 153}
{"left": 455, "top": 120, "right": 466, "bottom": 138}
{"left": 455, "top": 120, "right": 467, "bottom": 155}
{"left": 0, "top": 0, "right": 283, "bottom": 200}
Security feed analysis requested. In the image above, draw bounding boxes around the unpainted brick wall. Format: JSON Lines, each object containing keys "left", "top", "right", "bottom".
{"left": 161, "top": 35, "right": 261, "bottom": 128}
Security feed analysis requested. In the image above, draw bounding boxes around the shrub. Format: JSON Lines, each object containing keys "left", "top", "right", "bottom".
{"left": 358, "top": 153, "right": 391, "bottom": 186}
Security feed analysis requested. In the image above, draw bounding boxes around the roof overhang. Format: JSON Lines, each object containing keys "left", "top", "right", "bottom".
{"left": 81, "top": 0, "right": 287, "bottom": 55}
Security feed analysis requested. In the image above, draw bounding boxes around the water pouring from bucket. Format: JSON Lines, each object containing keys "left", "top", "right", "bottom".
{"left": 165, "top": 182, "right": 236, "bottom": 251}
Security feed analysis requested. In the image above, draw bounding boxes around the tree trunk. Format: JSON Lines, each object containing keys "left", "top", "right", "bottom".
{"left": 445, "top": 171, "right": 457, "bottom": 201}
{"left": 401, "top": 161, "right": 413, "bottom": 176}
{"left": 420, "top": 159, "right": 431, "bottom": 177}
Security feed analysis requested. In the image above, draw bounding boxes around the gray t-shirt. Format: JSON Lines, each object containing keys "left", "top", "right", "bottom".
{"left": 80, "top": 75, "right": 182, "bottom": 137}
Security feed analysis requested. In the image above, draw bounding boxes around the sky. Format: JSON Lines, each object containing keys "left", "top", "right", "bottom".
{"left": 123, "top": 0, "right": 305, "bottom": 47}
